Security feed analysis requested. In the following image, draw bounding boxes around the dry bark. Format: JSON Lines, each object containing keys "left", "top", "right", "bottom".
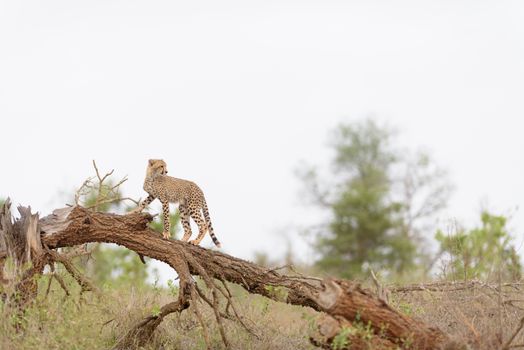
{"left": 0, "top": 200, "right": 48, "bottom": 309}
{"left": 1, "top": 203, "right": 464, "bottom": 349}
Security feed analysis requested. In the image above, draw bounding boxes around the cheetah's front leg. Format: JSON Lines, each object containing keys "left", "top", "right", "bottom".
{"left": 161, "top": 200, "right": 171, "bottom": 239}
{"left": 130, "top": 195, "right": 155, "bottom": 214}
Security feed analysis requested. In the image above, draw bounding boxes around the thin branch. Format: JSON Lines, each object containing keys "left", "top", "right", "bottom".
{"left": 370, "top": 269, "right": 389, "bottom": 302}
{"left": 44, "top": 273, "right": 53, "bottom": 299}
{"left": 190, "top": 287, "right": 212, "bottom": 349}
{"left": 217, "top": 280, "right": 260, "bottom": 339}
{"left": 92, "top": 159, "right": 114, "bottom": 184}
{"left": 109, "top": 176, "right": 128, "bottom": 191}
{"left": 502, "top": 317, "right": 524, "bottom": 350}
{"left": 74, "top": 161, "right": 138, "bottom": 211}
{"left": 453, "top": 307, "right": 479, "bottom": 341}
{"left": 53, "top": 272, "right": 71, "bottom": 297}
{"left": 93, "top": 160, "right": 113, "bottom": 211}
{"left": 180, "top": 252, "right": 231, "bottom": 348}
{"left": 194, "top": 283, "right": 253, "bottom": 335}
{"left": 211, "top": 281, "right": 230, "bottom": 349}
{"left": 74, "top": 177, "right": 94, "bottom": 206}
{"left": 44, "top": 246, "right": 100, "bottom": 295}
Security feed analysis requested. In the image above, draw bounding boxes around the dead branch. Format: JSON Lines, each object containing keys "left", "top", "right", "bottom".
{"left": 370, "top": 269, "right": 390, "bottom": 302}
{"left": 44, "top": 247, "right": 100, "bottom": 295}
{"left": 114, "top": 298, "right": 190, "bottom": 350}
{"left": 1, "top": 201, "right": 465, "bottom": 349}
{"left": 75, "top": 161, "right": 137, "bottom": 210}
{"left": 52, "top": 272, "right": 71, "bottom": 297}
{"left": 36, "top": 206, "right": 462, "bottom": 349}
{"left": 75, "top": 177, "right": 95, "bottom": 206}
{"left": 502, "top": 317, "right": 524, "bottom": 350}
{"left": 390, "top": 279, "right": 524, "bottom": 293}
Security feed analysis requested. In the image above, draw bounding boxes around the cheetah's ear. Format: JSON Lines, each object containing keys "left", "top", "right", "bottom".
{"left": 148, "top": 159, "right": 155, "bottom": 165}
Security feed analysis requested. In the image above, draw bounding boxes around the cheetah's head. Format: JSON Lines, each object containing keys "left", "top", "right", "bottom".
{"left": 147, "top": 159, "right": 168, "bottom": 176}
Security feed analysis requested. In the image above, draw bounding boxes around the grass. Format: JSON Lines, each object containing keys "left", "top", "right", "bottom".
{"left": 0, "top": 274, "right": 317, "bottom": 350}
{"left": 388, "top": 281, "right": 524, "bottom": 349}
{"left": 1, "top": 273, "right": 523, "bottom": 349}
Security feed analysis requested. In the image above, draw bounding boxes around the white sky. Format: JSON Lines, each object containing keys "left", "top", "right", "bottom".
{"left": 1, "top": 0, "right": 524, "bottom": 279}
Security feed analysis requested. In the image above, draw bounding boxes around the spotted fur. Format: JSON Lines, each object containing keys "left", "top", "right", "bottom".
{"left": 133, "top": 159, "right": 221, "bottom": 247}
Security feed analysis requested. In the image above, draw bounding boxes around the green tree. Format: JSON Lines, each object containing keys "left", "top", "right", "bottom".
{"left": 300, "top": 118, "right": 450, "bottom": 279}
{"left": 436, "top": 211, "right": 522, "bottom": 281}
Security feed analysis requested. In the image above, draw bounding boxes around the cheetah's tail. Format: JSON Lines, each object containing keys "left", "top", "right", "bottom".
{"left": 202, "top": 200, "right": 221, "bottom": 248}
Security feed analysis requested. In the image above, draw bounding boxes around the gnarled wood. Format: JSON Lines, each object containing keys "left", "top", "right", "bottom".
{"left": 2, "top": 204, "right": 463, "bottom": 349}
{"left": 0, "top": 200, "right": 48, "bottom": 308}
{"left": 315, "top": 279, "right": 455, "bottom": 349}
{"left": 39, "top": 206, "right": 460, "bottom": 349}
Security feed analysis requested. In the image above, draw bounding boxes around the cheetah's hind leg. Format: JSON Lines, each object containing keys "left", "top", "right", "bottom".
{"left": 179, "top": 204, "right": 192, "bottom": 242}
{"left": 188, "top": 208, "right": 206, "bottom": 246}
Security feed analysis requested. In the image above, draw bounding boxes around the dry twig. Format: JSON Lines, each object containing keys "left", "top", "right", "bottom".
{"left": 502, "top": 317, "right": 524, "bottom": 350}
{"left": 44, "top": 246, "right": 100, "bottom": 296}
{"left": 74, "top": 160, "right": 138, "bottom": 211}
{"left": 370, "top": 269, "right": 390, "bottom": 302}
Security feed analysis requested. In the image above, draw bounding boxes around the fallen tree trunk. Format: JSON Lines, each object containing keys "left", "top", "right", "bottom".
{"left": 2, "top": 204, "right": 463, "bottom": 349}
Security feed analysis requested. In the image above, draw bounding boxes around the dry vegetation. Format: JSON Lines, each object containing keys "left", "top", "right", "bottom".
{"left": 1, "top": 274, "right": 523, "bottom": 349}
{"left": 389, "top": 281, "right": 524, "bottom": 350}
{"left": 0, "top": 275, "right": 318, "bottom": 350}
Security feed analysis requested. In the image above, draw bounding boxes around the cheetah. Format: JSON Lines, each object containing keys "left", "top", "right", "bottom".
{"left": 131, "top": 159, "right": 221, "bottom": 247}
